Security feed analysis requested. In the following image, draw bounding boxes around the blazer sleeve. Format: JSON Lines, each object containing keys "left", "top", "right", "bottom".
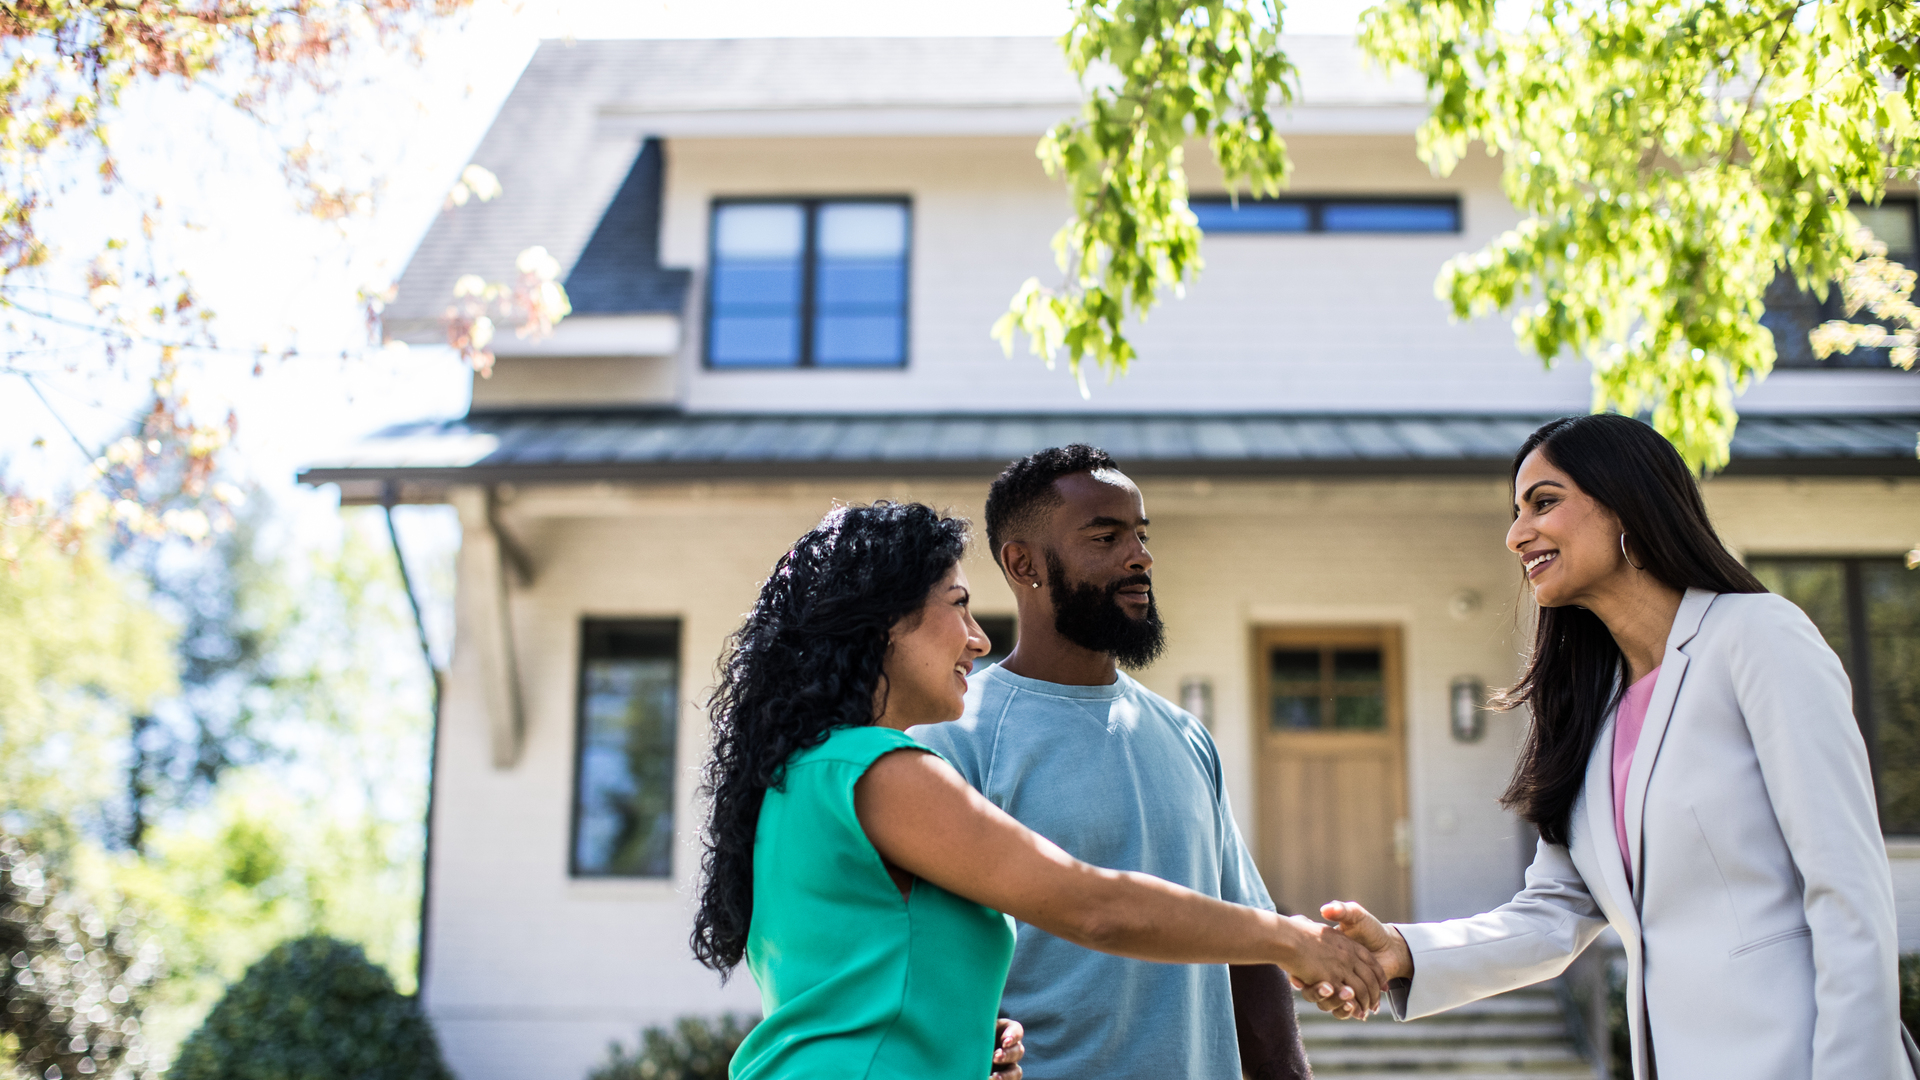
{"left": 1386, "top": 836, "right": 1610, "bottom": 1020}
{"left": 1729, "top": 595, "right": 1907, "bottom": 1079}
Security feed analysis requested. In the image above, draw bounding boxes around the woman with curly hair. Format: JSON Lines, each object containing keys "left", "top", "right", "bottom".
{"left": 692, "top": 502, "right": 1383, "bottom": 1080}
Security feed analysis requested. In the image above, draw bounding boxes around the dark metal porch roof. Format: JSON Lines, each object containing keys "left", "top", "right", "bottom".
{"left": 298, "top": 411, "right": 1920, "bottom": 492}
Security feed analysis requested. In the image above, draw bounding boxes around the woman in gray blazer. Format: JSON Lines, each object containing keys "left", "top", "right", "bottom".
{"left": 1300, "top": 414, "right": 1910, "bottom": 1079}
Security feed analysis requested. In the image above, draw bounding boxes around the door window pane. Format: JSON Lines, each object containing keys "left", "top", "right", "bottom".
{"left": 709, "top": 204, "right": 805, "bottom": 366}
{"left": 572, "top": 621, "right": 680, "bottom": 877}
{"left": 1270, "top": 648, "right": 1323, "bottom": 729}
{"left": 1268, "top": 645, "right": 1386, "bottom": 730}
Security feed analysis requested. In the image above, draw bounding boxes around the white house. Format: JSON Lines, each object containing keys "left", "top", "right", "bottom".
{"left": 300, "top": 35, "right": 1920, "bottom": 1080}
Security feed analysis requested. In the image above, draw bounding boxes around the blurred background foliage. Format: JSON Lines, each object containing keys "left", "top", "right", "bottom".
{"left": 0, "top": 494, "right": 448, "bottom": 1074}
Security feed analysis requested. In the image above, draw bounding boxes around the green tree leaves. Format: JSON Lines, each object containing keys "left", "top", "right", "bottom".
{"left": 1361, "top": 0, "right": 1919, "bottom": 471}
{"left": 1038, "top": 0, "right": 1918, "bottom": 471}
{"left": 995, "top": 0, "right": 1296, "bottom": 392}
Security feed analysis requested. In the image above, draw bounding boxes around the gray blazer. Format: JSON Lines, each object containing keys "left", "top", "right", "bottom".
{"left": 1388, "top": 588, "right": 1909, "bottom": 1080}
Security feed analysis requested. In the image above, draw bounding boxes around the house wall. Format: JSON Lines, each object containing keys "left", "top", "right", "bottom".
{"left": 654, "top": 133, "right": 1605, "bottom": 416}
{"left": 422, "top": 470, "right": 1920, "bottom": 1080}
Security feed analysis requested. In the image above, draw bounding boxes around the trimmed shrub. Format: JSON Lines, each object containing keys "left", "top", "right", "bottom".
{"left": 169, "top": 935, "right": 449, "bottom": 1080}
{"left": 590, "top": 1015, "right": 758, "bottom": 1080}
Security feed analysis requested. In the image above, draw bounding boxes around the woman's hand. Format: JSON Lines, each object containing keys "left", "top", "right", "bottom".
{"left": 1291, "top": 901, "right": 1413, "bottom": 1018}
{"left": 991, "top": 1018, "right": 1024, "bottom": 1079}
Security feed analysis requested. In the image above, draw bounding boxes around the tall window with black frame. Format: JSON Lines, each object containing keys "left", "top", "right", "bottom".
{"left": 571, "top": 620, "right": 681, "bottom": 877}
{"left": 1751, "top": 558, "right": 1920, "bottom": 834}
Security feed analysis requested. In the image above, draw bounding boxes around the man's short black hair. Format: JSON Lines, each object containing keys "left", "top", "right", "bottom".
{"left": 984, "top": 444, "right": 1119, "bottom": 567}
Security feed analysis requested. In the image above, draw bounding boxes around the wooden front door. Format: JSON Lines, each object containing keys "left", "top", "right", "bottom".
{"left": 1254, "top": 626, "right": 1412, "bottom": 922}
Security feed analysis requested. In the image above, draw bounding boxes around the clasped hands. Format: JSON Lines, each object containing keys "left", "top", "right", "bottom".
{"left": 1286, "top": 900, "right": 1414, "bottom": 1020}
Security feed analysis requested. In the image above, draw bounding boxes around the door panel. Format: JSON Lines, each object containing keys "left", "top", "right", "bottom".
{"left": 1255, "top": 626, "right": 1411, "bottom": 922}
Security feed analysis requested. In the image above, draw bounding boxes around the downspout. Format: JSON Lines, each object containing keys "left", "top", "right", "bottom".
{"left": 382, "top": 483, "right": 442, "bottom": 997}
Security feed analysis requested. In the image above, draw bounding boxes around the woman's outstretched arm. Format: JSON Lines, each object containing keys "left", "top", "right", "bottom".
{"left": 853, "top": 747, "right": 1386, "bottom": 1010}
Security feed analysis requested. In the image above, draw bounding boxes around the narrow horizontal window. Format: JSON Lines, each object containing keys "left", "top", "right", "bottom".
{"left": 572, "top": 620, "right": 680, "bottom": 878}
{"left": 1189, "top": 196, "right": 1461, "bottom": 235}
{"left": 707, "top": 199, "right": 910, "bottom": 368}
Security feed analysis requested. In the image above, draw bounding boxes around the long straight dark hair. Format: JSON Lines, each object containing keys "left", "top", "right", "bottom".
{"left": 1497, "top": 414, "right": 1765, "bottom": 846}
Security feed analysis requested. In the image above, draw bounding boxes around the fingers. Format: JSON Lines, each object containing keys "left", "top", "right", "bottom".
{"left": 992, "top": 1018, "right": 1025, "bottom": 1078}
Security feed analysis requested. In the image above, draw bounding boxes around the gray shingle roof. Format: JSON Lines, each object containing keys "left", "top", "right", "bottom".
{"left": 299, "top": 412, "right": 1920, "bottom": 490}
{"left": 563, "top": 139, "right": 689, "bottom": 315}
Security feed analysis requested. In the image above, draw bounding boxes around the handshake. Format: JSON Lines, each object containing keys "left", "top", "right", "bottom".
{"left": 1280, "top": 900, "right": 1415, "bottom": 1020}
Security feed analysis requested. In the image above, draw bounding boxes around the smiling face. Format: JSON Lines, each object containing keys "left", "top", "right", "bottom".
{"left": 875, "top": 562, "right": 991, "bottom": 729}
{"left": 1506, "top": 447, "right": 1633, "bottom": 608}
{"left": 1038, "top": 470, "right": 1164, "bottom": 667}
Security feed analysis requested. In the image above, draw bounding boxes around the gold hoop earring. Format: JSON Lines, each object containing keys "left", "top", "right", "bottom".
{"left": 1620, "top": 532, "right": 1645, "bottom": 571}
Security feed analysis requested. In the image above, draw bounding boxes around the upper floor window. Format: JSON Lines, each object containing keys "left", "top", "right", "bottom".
{"left": 1764, "top": 198, "right": 1918, "bottom": 370}
{"left": 1750, "top": 557, "right": 1920, "bottom": 834}
{"left": 1190, "top": 196, "right": 1461, "bottom": 235}
{"left": 707, "top": 199, "right": 910, "bottom": 368}
{"left": 571, "top": 619, "right": 680, "bottom": 877}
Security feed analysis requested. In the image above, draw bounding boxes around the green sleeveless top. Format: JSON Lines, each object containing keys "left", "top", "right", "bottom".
{"left": 731, "top": 725, "right": 1016, "bottom": 1080}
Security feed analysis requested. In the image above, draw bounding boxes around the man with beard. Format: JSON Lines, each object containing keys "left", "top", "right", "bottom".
{"left": 912, "top": 445, "right": 1314, "bottom": 1080}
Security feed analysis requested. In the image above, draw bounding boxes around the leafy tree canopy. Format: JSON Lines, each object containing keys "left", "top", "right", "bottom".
{"left": 1015, "top": 0, "right": 1918, "bottom": 470}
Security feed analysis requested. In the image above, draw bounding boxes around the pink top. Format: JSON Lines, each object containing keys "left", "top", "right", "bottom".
{"left": 1611, "top": 666, "right": 1662, "bottom": 887}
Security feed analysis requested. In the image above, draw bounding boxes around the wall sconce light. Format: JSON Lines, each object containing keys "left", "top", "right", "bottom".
{"left": 1180, "top": 677, "right": 1214, "bottom": 730}
{"left": 1450, "top": 677, "right": 1486, "bottom": 743}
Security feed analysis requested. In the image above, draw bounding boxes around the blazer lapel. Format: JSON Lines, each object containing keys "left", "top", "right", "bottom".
{"left": 1581, "top": 715, "right": 1639, "bottom": 939}
{"left": 1622, "top": 587, "right": 1717, "bottom": 906}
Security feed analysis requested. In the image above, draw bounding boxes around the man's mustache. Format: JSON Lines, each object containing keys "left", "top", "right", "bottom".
{"left": 1105, "top": 574, "right": 1153, "bottom": 597}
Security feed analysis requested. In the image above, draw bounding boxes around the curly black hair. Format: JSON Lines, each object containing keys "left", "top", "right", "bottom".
{"left": 983, "top": 444, "right": 1118, "bottom": 567}
{"left": 690, "top": 501, "right": 972, "bottom": 976}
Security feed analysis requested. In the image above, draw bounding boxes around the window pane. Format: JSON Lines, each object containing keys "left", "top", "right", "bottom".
{"left": 1333, "top": 695, "right": 1385, "bottom": 730}
{"left": 716, "top": 204, "right": 804, "bottom": 257}
{"left": 1749, "top": 560, "right": 1853, "bottom": 678}
{"left": 1864, "top": 562, "right": 1920, "bottom": 834}
{"left": 1321, "top": 202, "right": 1459, "bottom": 233}
{"left": 1271, "top": 693, "right": 1321, "bottom": 730}
{"left": 1270, "top": 649, "right": 1320, "bottom": 681}
{"left": 1193, "top": 200, "right": 1310, "bottom": 233}
{"left": 814, "top": 203, "right": 907, "bottom": 367}
{"left": 710, "top": 204, "right": 804, "bottom": 366}
{"left": 817, "top": 203, "right": 906, "bottom": 257}
{"left": 574, "top": 624, "right": 679, "bottom": 877}
{"left": 1854, "top": 203, "right": 1918, "bottom": 265}
{"left": 1333, "top": 650, "right": 1382, "bottom": 683}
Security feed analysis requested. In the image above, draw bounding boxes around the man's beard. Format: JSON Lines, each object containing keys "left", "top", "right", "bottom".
{"left": 1045, "top": 550, "right": 1167, "bottom": 669}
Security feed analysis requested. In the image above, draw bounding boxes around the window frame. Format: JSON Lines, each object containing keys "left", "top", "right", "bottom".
{"left": 702, "top": 195, "right": 914, "bottom": 370}
{"left": 568, "top": 617, "right": 683, "bottom": 879}
{"left": 1186, "top": 194, "right": 1464, "bottom": 235}
{"left": 1747, "top": 554, "right": 1919, "bottom": 836}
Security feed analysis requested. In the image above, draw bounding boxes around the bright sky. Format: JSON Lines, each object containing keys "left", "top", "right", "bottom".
{"left": 2, "top": 0, "right": 1377, "bottom": 516}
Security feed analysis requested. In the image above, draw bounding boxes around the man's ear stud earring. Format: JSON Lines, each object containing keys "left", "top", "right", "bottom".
{"left": 1031, "top": 581, "right": 1041, "bottom": 589}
